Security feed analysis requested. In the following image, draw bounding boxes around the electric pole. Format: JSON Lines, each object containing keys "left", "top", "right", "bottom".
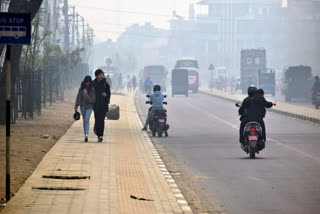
{"left": 76, "top": 13, "right": 80, "bottom": 48}
{"left": 63, "top": 0, "right": 70, "bottom": 52}
{"left": 70, "top": 6, "right": 75, "bottom": 48}
{"left": 81, "top": 16, "right": 85, "bottom": 48}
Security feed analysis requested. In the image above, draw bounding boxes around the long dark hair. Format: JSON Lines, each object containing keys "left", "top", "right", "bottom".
{"left": 80, "top": 75, "right": 92, "bottom": 91}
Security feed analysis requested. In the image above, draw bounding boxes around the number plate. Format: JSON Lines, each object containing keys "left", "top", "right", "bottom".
{"left": 159, "top": 119, "right": 165, "bottom": 122}
{"left": 248, "top": 136, "right": 258, "bottom": 141}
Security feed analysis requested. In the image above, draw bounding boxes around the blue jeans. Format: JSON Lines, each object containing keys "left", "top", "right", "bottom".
{"left": 80, "top": 107, "right": 93, "bottom": 136}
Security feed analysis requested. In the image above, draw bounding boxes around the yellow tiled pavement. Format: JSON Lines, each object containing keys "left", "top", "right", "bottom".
{"left": 200, "top": 88, "right": 320, "bottom": 121}
{"left": 1, "top": 92, "right": 185, "bottom": 214}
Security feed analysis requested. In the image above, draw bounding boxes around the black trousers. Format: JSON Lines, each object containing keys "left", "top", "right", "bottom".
{"left": 239, "top": 119, "right": 266, "bottom": 144}
{"left": 94, "top": 108, "right": 107, "bottom": 137}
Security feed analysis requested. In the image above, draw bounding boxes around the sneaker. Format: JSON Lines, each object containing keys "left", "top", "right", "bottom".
{"left": 98, "top": 136, "right": 103, "bottom": 142}
{"left": 84, "top": 136, "right": 88, "bottom": 142}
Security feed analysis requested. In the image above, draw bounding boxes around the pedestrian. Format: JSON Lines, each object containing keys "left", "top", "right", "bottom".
{"left": 106, "top": 74, "right": 112, "bottom": 90}
{"left": 92, "top": 69, "right": 111, "bottom": 142}
{"left": 132, "top": 75, "right": 137, "bottom": 90}
{"left": 74, "top": 75, "right": 96, "bottom": 142}
{"left": 118, "top": 73, "right": 123, "bottom": 90}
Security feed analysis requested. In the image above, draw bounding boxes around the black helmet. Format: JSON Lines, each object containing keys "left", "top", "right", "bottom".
{"left": 257, "top": 88, "right": 264, "bottom": 95}
{"left": 247, "top": 86, "right": 257, "bottom": 97}
{"left": 153, "top": 85, "right": 161, "bottom": 92}
{"left": 73, "top": 111, "right": 80, "bottom": 120}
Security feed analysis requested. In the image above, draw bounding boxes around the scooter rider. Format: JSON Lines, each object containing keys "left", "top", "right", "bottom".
{"left": 238, "top": 86, "right": 257, "bottom": 145}
{"left": 144, "top": 76, "right": 153, "bottom": 94}
{"left": 142, "top": 85, "right": 164, "bottom": 131}
{"left": 239, "top": 87, "right": 275, "bottom": 146}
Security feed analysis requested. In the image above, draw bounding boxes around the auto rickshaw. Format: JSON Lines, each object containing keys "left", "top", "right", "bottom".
{"left": 171, "top": 69, "right": 188, "bottom": 97}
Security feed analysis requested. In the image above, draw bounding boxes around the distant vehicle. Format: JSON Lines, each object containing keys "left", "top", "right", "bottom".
{"left": 215, "top": 66, "right": 228, "bottom": 79}
{"left": 175, "top": 58, "right": 199, "bottom": 93}
{"left": 282, "top": 65, "right": 313, "bottom": 102}
{"left": 143, "top": 65, "right": 168, "bottom": 92}
{"left": 258, "top": 68, "right": 276, "bottom": 96}
{"left": 240, "top": 49, "right": 266, "bottom": 94}
{"left": 171, "top": 69, "right": 189, "bottom": 97}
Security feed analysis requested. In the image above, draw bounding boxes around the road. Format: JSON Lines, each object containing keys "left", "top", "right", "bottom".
{"left": 138, "top": 91, "right": 320, "bottom": 214}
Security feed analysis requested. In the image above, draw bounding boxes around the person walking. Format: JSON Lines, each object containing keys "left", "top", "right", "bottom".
{"left": 92, "top": 69, "right": 111, "bottom": 142}
{"left": 74, "top": 76, "right": 96, "bottom": 142}
{"left": 132, "top": 75, "right": 137, "bottom": 90}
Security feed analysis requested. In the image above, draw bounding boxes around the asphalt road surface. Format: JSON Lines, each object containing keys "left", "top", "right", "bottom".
{"left": 138, "top": 91, "right": 320, "bottom": 214}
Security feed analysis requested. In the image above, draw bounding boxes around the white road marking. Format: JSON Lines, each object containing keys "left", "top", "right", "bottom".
{"left": 186, "top": 101, "right": 320, "bottom": 164}
{"left": 268, "top": 137, "right": 320, "bottom": 164}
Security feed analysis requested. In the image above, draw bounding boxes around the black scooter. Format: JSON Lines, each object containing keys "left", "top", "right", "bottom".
{"left": 236, "top": 103, "right": 264, "bottom": 159}
{"left": 146, "top": 95, "right": 169, "bottom": 137}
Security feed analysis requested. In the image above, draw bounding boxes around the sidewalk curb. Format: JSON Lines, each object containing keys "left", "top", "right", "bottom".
{"left": 133, "top": 92, "right": 193, "bottom": 214}
{"left": 200, "top": 90, "right": 320, "bottom": 125}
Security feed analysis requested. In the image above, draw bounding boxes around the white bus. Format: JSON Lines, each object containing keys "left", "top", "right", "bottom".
{"left": 0, "top": 26, "right": 27, "bottom": 39}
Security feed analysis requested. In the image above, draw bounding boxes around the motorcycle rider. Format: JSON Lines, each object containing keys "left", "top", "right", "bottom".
{"left": 144, "top": 76, "right": 153, "bottom": 95}
{"left": 142, "top": 85, "right": 164, "bottom": 131}
{"left": 238, "top": 86, "right": 257, "bottom": 145}
{"left": 312, "top": 76, "right": 320, "bottom": 104}
{"left": 238, "top": 87, "right": 275, "bottom": 147}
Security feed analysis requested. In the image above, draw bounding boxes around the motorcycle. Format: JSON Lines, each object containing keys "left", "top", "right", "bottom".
{"left": 236, "top": 103, "right": 265, "bottom": 159}
{"left": 146, "top": 95, "right": 169, "bottom": 137}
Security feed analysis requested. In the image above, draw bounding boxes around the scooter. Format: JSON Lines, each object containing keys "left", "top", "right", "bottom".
{"left": 146, "top": 95, "right": 169, "bottom": 137}
{"left": 236, "top": 103, "right": 264, "bottom": 159}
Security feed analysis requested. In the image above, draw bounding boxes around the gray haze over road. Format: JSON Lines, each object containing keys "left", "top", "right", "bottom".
{"left": 138, "top": 92, "right": 320, "bottom": 214}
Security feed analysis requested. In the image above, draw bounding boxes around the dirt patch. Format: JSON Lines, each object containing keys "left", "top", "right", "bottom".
{"left": 0, "top": 90, "right": 76, "bottom": 209}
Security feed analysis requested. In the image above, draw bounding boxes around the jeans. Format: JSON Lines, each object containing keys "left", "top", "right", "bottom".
{"left": 80, "top": 107, "right": 93, "bottom": 136}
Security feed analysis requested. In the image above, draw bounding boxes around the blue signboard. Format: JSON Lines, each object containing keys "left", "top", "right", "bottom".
{"left": 0, "top": 13, "right": 31, "bottom": 45}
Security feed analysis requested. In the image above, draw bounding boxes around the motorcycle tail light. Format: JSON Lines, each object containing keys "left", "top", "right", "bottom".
{"left": 249, "top": 125, "right": 257, "bottom": 132}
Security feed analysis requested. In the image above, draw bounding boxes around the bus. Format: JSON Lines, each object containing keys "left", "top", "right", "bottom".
{"left": 0, "top": 26, "right": 27, "bottom": 39}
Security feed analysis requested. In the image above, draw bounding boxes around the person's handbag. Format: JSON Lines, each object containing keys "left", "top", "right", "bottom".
{"left": 105, "top": 104, "right": 120, "bottom": 120}
{"left": 73, "top": 111, "right": 81, "bottom": 120}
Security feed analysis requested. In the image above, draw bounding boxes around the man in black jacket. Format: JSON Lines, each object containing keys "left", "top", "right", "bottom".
{"left": 239, "top": 88, "right": 275, "bottom": 146}
{"left": 93, "top": 69, "right": 111, "bottom": 142}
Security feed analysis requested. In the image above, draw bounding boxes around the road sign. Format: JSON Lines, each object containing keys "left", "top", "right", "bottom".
{"left": 106, "top": 57, "right": 112, "bottom": 65}
{"left": 0, "top": 13, "right": 31, "bottom": 45}
{"left": 209, "top": 64, "right": 215, "bottom": 70}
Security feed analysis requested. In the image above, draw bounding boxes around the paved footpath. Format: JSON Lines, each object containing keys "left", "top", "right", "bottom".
{"left": 1, "top": 92, "right": 191, "bottom": 214}
{"left": 200, "top": 88, "right": 320, "bottom": 124}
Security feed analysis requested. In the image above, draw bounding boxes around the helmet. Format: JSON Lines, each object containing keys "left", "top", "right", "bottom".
{"left": 153, "top": 85, "right": 161, "bottom": 92}
{"left": 73, "top": 111, "right": 80, "bottom": 120}
{"left": 247, "top": 86, "right": 257, "bottom": 97}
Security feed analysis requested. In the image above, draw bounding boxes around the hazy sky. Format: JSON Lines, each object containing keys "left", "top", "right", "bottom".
{"left": 69, "top": 0, "right": 196, "bottom": 43}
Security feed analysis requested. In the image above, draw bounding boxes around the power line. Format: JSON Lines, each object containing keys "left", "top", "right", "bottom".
{"left": 72, "top": 4, "right": 320, "bottom": 22}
